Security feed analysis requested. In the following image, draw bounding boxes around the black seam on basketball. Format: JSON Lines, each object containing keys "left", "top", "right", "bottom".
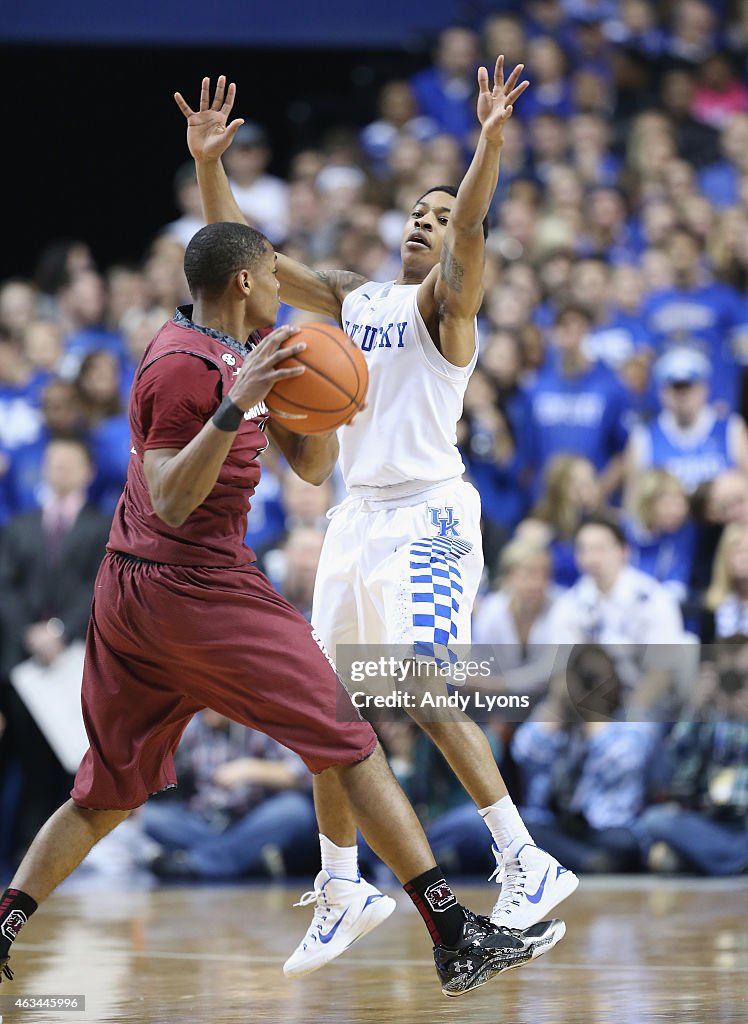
{"left": 287, "top": 326, "right": 362, "bottom": 396}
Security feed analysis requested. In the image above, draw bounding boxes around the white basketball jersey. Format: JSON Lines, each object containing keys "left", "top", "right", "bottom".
{"left": 339, "top": 280, "right": 478, "bottom": 497}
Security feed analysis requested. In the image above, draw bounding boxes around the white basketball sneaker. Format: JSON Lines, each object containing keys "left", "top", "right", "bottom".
{"left": 283, "top": 870, "right": 396, "bottom": 977}
{"left": 490, "top": 838, "right": 578, "bottom": 930}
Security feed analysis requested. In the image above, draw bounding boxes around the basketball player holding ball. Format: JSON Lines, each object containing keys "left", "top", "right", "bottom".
{"left": 181, "top": 61, "right": 578, "bottom": 978}
{"left": 0, "top": 150, "right": 566, "bottom": 1000}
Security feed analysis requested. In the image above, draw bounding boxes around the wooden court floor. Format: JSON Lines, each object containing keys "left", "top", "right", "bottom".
{"left": 3, "top": 877, "right": 746, "bottom": 1024}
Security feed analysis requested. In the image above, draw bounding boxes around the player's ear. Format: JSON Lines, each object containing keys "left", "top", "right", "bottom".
{"left": 235, "top": 269, "right": 252, "bottom": 299}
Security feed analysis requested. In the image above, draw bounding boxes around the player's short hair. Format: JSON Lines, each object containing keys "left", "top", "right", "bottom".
{"left": 415, "top": 185, "right": 489, "bottom": 240}
{"left": 184, "top": 222, "right": 269, "bottom": 299}
{"left": 574, "top": 513, "right": 627, "bottom": 548}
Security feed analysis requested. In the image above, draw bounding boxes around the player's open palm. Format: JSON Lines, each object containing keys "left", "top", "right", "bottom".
{"left": 477, "top": 56, "right": 529, "bottom": 144}
{"left": 228, "top": 326, "right": 306, "bottom": 413}
{"left": 174, "top": 75, "right": 245, "bottom": 161}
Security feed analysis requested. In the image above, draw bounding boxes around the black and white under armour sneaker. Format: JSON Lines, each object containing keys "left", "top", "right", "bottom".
{"left": 434, "top": 909, "right": 565, "bottom": 997}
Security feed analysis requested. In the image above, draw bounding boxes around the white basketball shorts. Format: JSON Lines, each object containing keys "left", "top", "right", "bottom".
{"left": 312, "top": 479, "right": 483, "bottom": 661}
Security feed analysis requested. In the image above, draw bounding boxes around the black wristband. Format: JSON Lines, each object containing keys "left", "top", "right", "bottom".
{"left": 212, "top": 397, "right": 244, "bottom": 432}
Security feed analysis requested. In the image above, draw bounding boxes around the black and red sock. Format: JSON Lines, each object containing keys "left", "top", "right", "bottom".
{"left": 0, "top": 889, "right": 38, "bottom": 959}
{"left": 404, "top": 867, "right": 464, "bottom": 947}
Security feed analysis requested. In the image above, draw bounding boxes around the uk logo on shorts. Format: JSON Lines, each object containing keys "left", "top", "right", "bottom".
{"left": 1, "top": 910, "right": 27, "bottom": 942}
{"left": 424, "top": 879, "right": 456, "bottom": 913}
{"left": 429, "top": 506, "right": 460, "bottom": 538}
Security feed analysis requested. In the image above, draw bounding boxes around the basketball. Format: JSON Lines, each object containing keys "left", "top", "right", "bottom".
{"left": 266, "top": 323, "right": 369, "bottom": 434}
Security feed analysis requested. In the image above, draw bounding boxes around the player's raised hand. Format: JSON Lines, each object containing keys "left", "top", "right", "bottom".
{"left": 174, "top": 75, "right": 245, "bottom": 162}
{"left": 477, "top": 56, "right": 529, "bottom": 143}
{"left": 228, "top": 325, "right": 306, "bottom": 413}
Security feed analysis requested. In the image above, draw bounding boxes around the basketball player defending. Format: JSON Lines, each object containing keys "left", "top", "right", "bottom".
{"left": 180, "top": 63, "right": 577, "bottom": 977}
{"left": 0, "top": 219, "right": 566, "bottom": 999}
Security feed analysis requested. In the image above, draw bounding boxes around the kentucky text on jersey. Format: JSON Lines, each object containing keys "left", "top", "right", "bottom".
{"left": 343, "top": 321, "right": 408, "bottom": 350}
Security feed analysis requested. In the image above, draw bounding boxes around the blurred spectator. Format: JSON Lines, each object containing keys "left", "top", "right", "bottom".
{"left": 524, "top": 453, "right": 603, "bottom": 587}
{"left": 472, "top": 539, "right": 561, "bottom": 698}
{"left": 162, "top": 162, "right": 205, "bottom": 249}
{"left": 142, "top": 237, "right": 189, "bottom": 313}
{"left": 512, "top": 645, "right": 660, "bottom": 873}
{"left": 545, "top": 516, "right": 687, "bottom": 704}
{"left": 698, "top": 112, "right": 748, "bottom": 208}
{"left": 0, "top": 327, "right": 43, "bottom": 453}
{"left": 704, "top": 523, "right": 748, "bottom": 638}
{"left": 659, "top": 68, "right": 720, "bottom": 168}
{"left": 0, "top": 280, "right": 38, "bottom": 342}
{"left": 410, "top": 26, "right": 480, "bottom": 145}
{"left": 641, "top": 226, "right": 746, "bottom": 410}
{"left": 360, "top": 80, "right": 438, "bottom": 171}
{"left": 482, "top": 12, "right": 527, "bottom": 69}
{"left": 4, "top": 379, "right": 86, "bottom": 518}
{"left": 74, "top": 350, "right": 131, "bottom": 513}
{"left": 0, "top": 437, "right": 110, "bottom": 853}
{"left": 666, "top": 0, "right": 719, "bottom": 65}
{"left": 625, "top": 347, "right": 748, "bottom": 498}
{"left": 279, "top": 526, "right": 326, "bottom": 620}
{"left": 223, "top": 122, "right": 289, "bottom": 244}
{"left": 639, "top": 637, "right": 748, "bottom": 876}
{"left": 460, "top": 365, "right": 530, "bottom": 571}
{"left": 0, "top": 437, "right": 110, "bottom": 673}
{"left": 521, "top": 36, "right": 574, "bottom": 121}
{"left": 624, "top": 469, "right": 696, "bottom": 604}
{"left": 22, "top": 320, "right": 63, "bottom": 378}
{"left": 56, "top": 269, "right": 124, "bottom": 380}
{"left": 691, "top": 55, "right": 748, "bottom": 130}
{"left": 145, "top": 710, "right": 315, "bottom": 880}
{"left": 33, "top": 240, "right": 94, "bottom": 312}
{"left": 527, "top": 304, "right": 631, "bottom": 495}
{"left": 605, "top": 0, "right": 665, "bottom": 57}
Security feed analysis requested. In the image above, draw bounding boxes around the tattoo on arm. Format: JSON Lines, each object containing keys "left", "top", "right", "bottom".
{"left": 440, "top": 241, "right": 465, "bottom": 294}
{"left": 314, "top": 269, "right": 367, "bottom": 299}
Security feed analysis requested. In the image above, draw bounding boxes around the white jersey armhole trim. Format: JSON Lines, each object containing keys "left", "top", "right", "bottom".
{"left": 411, "top": 291, "right": 478, "bottom": 382}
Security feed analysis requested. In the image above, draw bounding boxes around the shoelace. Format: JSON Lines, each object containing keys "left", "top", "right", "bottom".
{"left": 1, "top": 958, "right": 13, "bottom": 982}
{"left": 292, "top": 888, "right": 330, "bottom": 947}
{"left": 491, "top": 852, "right": 528, "bottom": 915}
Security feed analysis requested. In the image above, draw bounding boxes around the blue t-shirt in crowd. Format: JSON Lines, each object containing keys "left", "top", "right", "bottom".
{"left": 585, "top": 309, "right": 653, "bottom": 370}
{"left": 698, "top": 161, "right": 740, "bottom": 209}
{"left": 0, "top": 381, "right": 43, "bottom": 452}
{"left": 527, "top": 354, "right": 631, "bottom": 474}
{"left": 409, "top": 67, "right": 476, "bottom": 143}
{"left": 59, "top": 326, "right": 125, "bottom": 380}
{"left": 642, "top": 283, "right": 746, "bottom": 408}
{"left": 623, "top": 515, "right": 696, "bottom": 600}
{"left": 88, "top": 414, "right": 132, "bottom": 515}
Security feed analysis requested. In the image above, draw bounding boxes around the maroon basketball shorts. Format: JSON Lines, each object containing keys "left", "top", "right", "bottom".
{"left": 71, "top": 552, "right": 377, "bottom": 810}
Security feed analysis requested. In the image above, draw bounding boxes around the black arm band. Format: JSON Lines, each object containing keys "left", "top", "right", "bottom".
{"left": 212, "top": 397, "right": 244, "bottom": 432}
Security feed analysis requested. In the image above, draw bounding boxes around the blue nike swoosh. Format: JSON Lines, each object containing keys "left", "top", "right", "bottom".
{"left": 363, "top": 894, "right": 384, "bottom": 910}
{"left": 525, "top": 867, "right": 550, "bottom": 904}
{"left": 319, "top": 909, "right": 348, "bottom": 944}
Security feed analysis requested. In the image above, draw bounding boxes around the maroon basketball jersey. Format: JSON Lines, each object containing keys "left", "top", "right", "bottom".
{"left": 107, "top": 308, "right": 269, "bottom": 567}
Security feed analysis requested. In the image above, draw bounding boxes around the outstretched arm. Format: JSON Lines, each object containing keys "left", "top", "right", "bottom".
{"left": 418, "top": 57, "right": 528, "bottom": 366}
{"left": 175, "top": 77, "right": 363, "bottom": 321}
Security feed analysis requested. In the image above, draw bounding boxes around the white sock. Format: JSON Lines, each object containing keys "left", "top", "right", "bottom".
{"left": 319, "top": 833, "right": 359, "bottom": 881}
{"left": 478, "top": 795, "right": 533, "bottom": 852}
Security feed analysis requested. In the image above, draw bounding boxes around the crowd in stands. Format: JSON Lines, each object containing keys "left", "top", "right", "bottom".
{"left": 1, "top": 0, "right": 747, "bottom": 881}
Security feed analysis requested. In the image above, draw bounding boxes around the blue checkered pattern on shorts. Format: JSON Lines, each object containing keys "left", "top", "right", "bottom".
{"left": 409, "top": 535, "right": 473, "bottom": 665}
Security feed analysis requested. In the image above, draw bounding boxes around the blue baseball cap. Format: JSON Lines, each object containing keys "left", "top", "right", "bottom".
{"left": 654, "top": 348, "right": 711, "bottom": 387}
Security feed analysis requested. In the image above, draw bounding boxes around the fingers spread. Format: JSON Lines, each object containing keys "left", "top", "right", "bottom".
{"left": 199, "top": 77, "right": 210, "bottom": 111}
{"left": 506, "top": 80, "right": 530, "bottom": 105}
{"left": 212, "top": 75, "right": 226, "bottom": 111}
{"left": 174, "top": 92, "right": 194, "bottom": 117}
{"left": 494, "top": 54, "right": 504, "bottom": 91}
{"left": 222, "top": 82, "right": 237, "bottom": 115}
{"left": 504, "top": 62, "right": 525, "bottom": 94}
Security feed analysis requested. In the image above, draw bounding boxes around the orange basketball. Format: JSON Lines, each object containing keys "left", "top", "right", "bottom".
{"left": 266, "top": 323, "right": 369, "bottom": 435}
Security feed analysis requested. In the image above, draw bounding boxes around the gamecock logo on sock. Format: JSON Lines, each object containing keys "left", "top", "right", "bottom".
{"left": 424, "top": 880, "right": 456, "bottom": 912}
{"left": 1, "top": 910, "right": 27, "bottom": 941}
